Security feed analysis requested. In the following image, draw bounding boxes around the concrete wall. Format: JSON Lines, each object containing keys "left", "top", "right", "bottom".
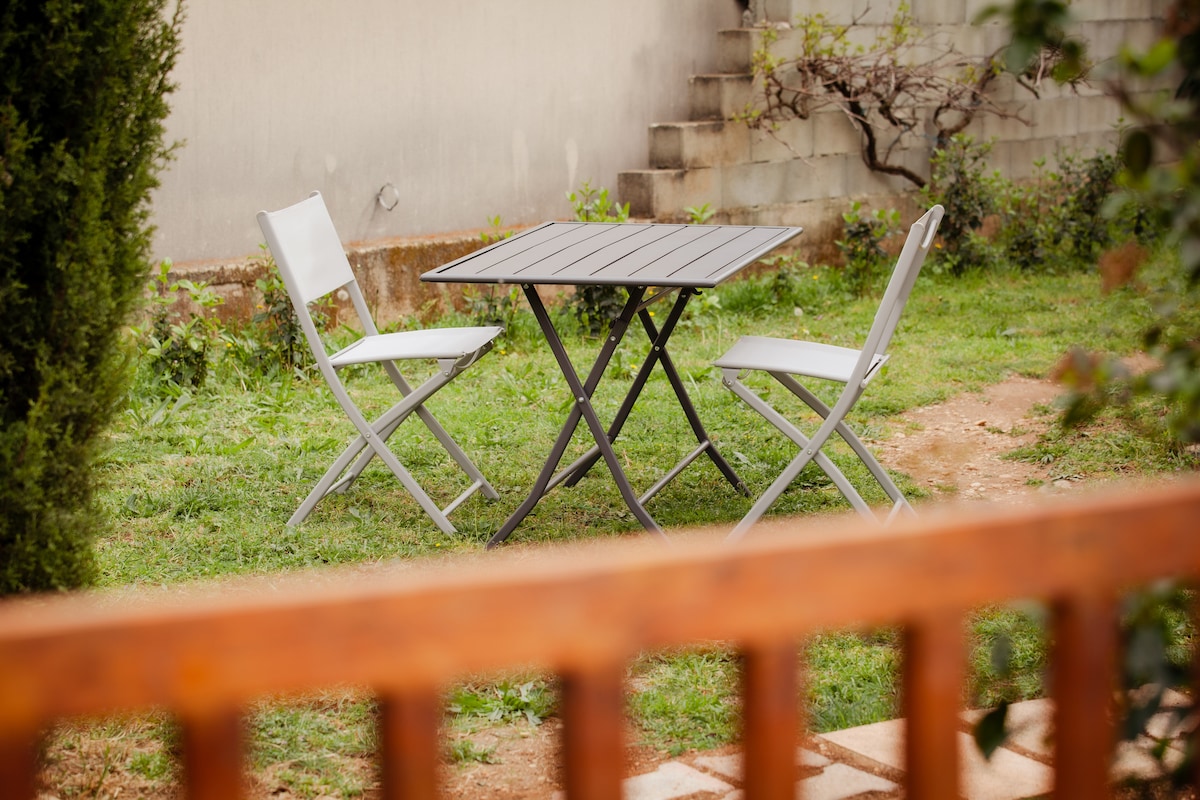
{"left": 616, "top": 0, "right": 1169, "bottom": 263}
{"left": 164, "top": 0, "right": 1167, "bottom": 324}
{"left": 152, "top": 0, "right": 744, "bottom": 265}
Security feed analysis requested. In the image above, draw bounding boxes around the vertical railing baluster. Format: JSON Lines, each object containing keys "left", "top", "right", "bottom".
{"left": 378, "top": 687, "right": 442, "bottom": 800}
{"left": 561, "top": 661, "right": 625, "bottom": 800}
{"left": 1193, "top": 588, "right": 1200, "bottom": 792}
{"left": 903, "top": 610, "right": 963, "bottom": 800}
{"left": 180, "top": 707, "right": 245, "bottom": 800}
{"left": 1052, "top": 590, "right": 1116, "bottom": 800}
{"left": 0, "top": 725, "right": 39, "bottom": 800}
{"left": 742, "top": 640, "right": 799, "bottom": 800}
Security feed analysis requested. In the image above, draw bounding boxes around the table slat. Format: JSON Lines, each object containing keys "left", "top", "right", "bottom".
{"left": 422, "top": 222, "right": 803, "bottom": 287}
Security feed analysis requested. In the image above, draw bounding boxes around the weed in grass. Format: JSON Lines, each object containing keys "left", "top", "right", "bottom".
{"left": 448, "top": 739, "right": 499, "bottom": 764}
{"left": 968, "top": 606, "right": 1048, "bottom": 709}
{"left": 447, "top": 679, "right": 556, "bottom": 728}
{"left": 628, "top": 649, "right": 740, "bottom": 756}
{"left": 806, "top": 631, "right": 900, "bottom": 732}
{"left": 128, "top": 749, "right": 173, "bottom": 781}
{"left": 250, "top": 696, "right": 375, "bottom": 798}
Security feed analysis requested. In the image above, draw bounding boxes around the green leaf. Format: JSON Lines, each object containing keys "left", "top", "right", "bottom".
{"left": 1122, "top": 130, "right": 1154, "bottom": 178}
{"left": 1124, "top": 39, "right": 1177, "bottom": 76}
{"left": 973, "top": 700, "right": 1010, "bottom": 760}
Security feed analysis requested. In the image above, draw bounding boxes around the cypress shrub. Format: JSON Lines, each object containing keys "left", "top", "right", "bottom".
{"left": 0, "top": 1, "right": 184, "bottom": 592}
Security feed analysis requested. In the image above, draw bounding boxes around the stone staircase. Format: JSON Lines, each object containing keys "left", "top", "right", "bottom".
{"left": 616, "top": 23, "right": 928, "bottom": 262}
{"left": 615, "top": 0, "right": 1130, "bottom": 262}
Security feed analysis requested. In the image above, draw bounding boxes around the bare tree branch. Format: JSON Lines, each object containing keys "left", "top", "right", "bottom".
{"left": 737, "top": 8, "right": 1044, "bottom": 188}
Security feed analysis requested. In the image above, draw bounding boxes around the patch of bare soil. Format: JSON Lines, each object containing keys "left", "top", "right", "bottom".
{"left": 873, "top": 375, "right": 1068, "bottom": 507}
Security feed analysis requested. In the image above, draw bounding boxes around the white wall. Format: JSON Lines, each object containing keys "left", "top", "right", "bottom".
{"left": 152, "top": 1, "right": 744, "bottom": 263}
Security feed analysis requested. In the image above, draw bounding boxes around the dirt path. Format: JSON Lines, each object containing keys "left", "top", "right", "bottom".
{"left": 874, "top": 375, "right": 1069, "bottom": 506}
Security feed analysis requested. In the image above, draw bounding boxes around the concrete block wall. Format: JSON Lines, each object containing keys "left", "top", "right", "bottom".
{"left": 618, "top": 0, "right": 1166, "bottom": 263}
{"left": 168, "top": 1, "right": 1167, "bottom": 324}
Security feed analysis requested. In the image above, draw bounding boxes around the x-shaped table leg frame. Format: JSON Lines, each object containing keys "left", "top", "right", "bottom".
{"left": 487, "top": 283, "right": 745, "bottom": 548}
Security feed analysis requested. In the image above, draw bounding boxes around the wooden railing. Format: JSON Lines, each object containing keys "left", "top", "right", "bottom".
{"left": 2, "top": 480, "right": 1200, "bottom": 799}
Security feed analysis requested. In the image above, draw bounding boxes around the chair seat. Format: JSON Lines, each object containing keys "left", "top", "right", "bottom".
{"left": 714, "top": 335, "right": 886, "bottom": 384}
{"left": 330, "top": 326, "right": 503, "bottom": 367}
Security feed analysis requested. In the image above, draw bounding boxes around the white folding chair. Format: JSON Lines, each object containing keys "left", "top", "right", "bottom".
{"left": 256, "top": 191, "right": 502, "bottom": 533}
{"left": 715, "top": 205, "right": 945, "bottom": 539}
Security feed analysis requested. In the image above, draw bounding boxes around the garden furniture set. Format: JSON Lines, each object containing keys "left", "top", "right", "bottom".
{"left": 257, "top": 192, "right": 944, "bottom": 542}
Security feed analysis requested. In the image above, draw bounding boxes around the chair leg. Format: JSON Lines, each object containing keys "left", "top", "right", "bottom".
{"left": 289, "top": 433, "right": 374, "bottom": 526}
{"left": 288, "top": 426, "right": 456, "bottom": 533}
{"left": 776, "top": 374, "right": 913, "bottom": 514}
{"left": 366, "top": 436, "right": 459, "bottom": 533}
{"left": 291, "top": 371, "right": 470, "bottom": 533}
{"left": 334, "top": 363, "right": 500, "bottom": 520}
{"left": 384, "top": 363, "right": 499, "bottom": 500}
{"left": 723, "top": 367, "right": 923, "bottom": 538}
{"left": 723, "top": 376, "right": 874, "bottom": 540}
{"left": 338, "top": 367, "right": 455, "bottom": 489}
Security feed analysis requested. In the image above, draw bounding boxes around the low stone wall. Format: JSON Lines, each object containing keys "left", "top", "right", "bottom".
{"left": 168, "top": 230, "right": 497, "bottom": 327}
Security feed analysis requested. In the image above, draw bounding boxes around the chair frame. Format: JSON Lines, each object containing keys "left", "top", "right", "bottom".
{"left": 257, "top": 192, "right": 501, "bottom": 533}
{"left": 716, "top": 205, "right": 945, "bottom": 539}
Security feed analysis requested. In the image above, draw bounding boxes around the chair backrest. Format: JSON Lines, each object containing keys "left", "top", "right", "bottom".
{"left": 257, "top": 192, "right": 355, "bottom": 306}
{"left": 256, "top": 192, "right": 378, "bottom": 359}
{"left": 858, "top": 205, "right": 944, "bottom": 377}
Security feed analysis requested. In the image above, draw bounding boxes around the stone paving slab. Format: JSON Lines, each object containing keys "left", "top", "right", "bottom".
{"left": 620, "top": 762, "right": 733, "bottom": 800}
{"left": 618, "top": 696, "right": 1188, "bottom": 800}
{"left": 819, "top": 715, "right": 1055, "bottom": 800}
{"left": 693, "top": 747, "right": 831, "bottom": 780}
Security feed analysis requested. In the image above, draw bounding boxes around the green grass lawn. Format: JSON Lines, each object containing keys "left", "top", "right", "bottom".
{"left": 62, "top": 250, "right": 1199, "bottom": 796}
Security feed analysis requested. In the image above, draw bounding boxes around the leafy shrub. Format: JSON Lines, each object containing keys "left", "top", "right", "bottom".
{"left": 924, "top": 137, "right": 1129, "bottom": 276}
{"left": 134, "top": 261, "right": 225, "bottom": 391}
{"left": 922, "top": 134, "right": 1004, "bottom": 274}
{"left": 565, "top": 181, "right": 630, "bottom": 335}
{"left": 251, "top": 246, "right": 324, "bottom": 375}
{"left": 836, "top": 202, "right": 900, "bottom": 295}
{"left": 0, "top": 0, "right": 184, "bottom": 593}
{"left": 997, "top": 159, "right": 1066, "bottom": 271}
{"left": 1059, "top": 150, "right": 1125, "bottom": 258}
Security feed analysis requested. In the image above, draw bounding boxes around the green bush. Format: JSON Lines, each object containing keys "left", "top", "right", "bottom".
{"left": 134, "top": 260, "right": 225, "bottom": 392}
{"left": 836, "top": 202, "right": 900, "bottom": 295}
{"left": 565, "top": 181, "right": 630, "bottom": 336}
{"left": 0, "top": 0, "right": 184, "bottom": 592}
{"left": 921, "top": 134, "right": 1004, "bottom": 275}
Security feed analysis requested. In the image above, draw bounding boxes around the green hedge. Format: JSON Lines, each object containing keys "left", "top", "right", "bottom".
{"left": 0, "top": 1, "right": 184, "bottom": 592}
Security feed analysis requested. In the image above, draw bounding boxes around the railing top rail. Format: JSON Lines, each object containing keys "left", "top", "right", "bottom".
{"left": 2, "top": 479, "right": 1199, "bottom": 729}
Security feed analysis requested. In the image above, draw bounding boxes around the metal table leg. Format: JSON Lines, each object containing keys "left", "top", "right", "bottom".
{"left": 561, "top": 288, "right": 748, "bottom": 499}
{"left": 487, "top": 285, "right": 665, "bottom": 548}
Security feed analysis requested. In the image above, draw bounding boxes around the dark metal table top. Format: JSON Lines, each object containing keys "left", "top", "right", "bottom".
{"left": 421, "top": 221, "right": 804, "bottom": 288}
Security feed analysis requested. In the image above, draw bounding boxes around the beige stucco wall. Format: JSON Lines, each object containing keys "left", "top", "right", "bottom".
{"left": 161, "top": 0, "right": 1169, "bottom": 324}
{"left": 150, "top": 1, "right": 744, "bottom": 264}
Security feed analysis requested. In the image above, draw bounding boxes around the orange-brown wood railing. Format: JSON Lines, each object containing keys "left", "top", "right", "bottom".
{"left": 2, "top": 480, "right": 1200, "bottom": 799}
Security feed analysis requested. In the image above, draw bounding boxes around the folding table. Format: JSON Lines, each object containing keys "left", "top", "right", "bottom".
{"left": 422, "top": 221, "right": 804, "bottom": 546}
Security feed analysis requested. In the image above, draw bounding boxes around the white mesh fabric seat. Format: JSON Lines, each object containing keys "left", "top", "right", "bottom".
{"left": 257, "top": 191, "right": 502, "bottom": 533}
{"left": 715, "top": 205, "right": 944, "bottom": 539}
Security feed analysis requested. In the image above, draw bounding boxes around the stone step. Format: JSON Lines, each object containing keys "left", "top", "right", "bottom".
{"left": 688, "top": 74, "right": 754, "bottom": 121}
{"left": 621, "top": 152, "right": 890, "bottom": 221}
{"left": 648, "top": 121, "right": 750, "bottom": 169}
{"left": 648, "top": 116, "right": 832, "bottom": 171}
{"left": 715, "top": 28, "right": 763, "bottom": 73}
{"left": 612, "top": 696, "right": 1194, "bottom": 800}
